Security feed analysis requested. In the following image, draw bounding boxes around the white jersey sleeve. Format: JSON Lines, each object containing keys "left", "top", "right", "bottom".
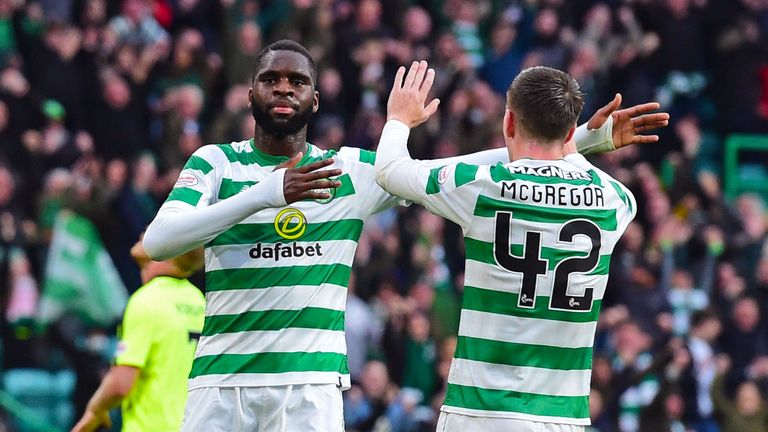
{"left": 335, "top": 147, "right": 406, "bottom": 215}
{"left": 374, "top": 121, "right": 487, "bottom": 230}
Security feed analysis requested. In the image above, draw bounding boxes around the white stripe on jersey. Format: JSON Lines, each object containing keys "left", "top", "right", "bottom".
{"left": 448, "top": 358, "right": 591, "bottom": 397}
{"left": 195, "top": 328, "right": 347, "bottom": 358}
{"left": 204, "top": 284, "right": 348, "bottom": 316}
{"left": 458, "top": 309, "right": 598, "bottom": 349}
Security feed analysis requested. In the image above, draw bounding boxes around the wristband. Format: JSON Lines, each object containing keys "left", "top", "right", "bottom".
{"left": 575, "top": 115, "right": 615, "bottom": 155}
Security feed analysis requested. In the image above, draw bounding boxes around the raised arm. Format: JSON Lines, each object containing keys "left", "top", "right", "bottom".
{"left": 144, "top": 154, "right": 341, "bottom": 260}
{"left": 375, "top": 61, "right": 441, "bottom": 203}
{"left": 411, "top": 87, "right": 668, "bottom": 168}
{"left": 375, "top": 62, "right": 670, "bottom": 189}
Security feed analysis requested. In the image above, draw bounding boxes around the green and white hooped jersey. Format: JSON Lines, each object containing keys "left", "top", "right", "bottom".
{"left": 164, "top": 140, "right": 400, "bottom": 390}
{"left": 417, "top": 154, "right": 635, "bottom": 425}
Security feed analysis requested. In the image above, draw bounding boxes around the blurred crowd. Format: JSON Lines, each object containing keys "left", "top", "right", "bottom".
{"left": 0, "top": 0, "right": 767, "bottom": 431}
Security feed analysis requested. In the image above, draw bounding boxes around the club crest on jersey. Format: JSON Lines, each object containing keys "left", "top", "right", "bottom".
{"left": 274, "top": 208, "right": 307, "bottom": 240}
{"left": 313, "top": 183, "right": 337, "bottom": 204}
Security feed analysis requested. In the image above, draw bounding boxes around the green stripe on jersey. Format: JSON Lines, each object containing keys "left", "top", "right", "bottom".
{"left": 208, "top": 219, "right": 364, "bottom": 246}
{"left": 167, "top": 187, "right": 202, "bottom": 206}
{"left": 473, "top": 195, "right": 617, "bottom": 231}
{"left": 426, "top": 166, "right": 443, "bottom": 195}
{"left": 216, "top": 143, "right": 260, "bottom": 166}
{"left": 455, "top": 163, "right": 479, "bottom": 187}
{"left": 462, "top": 286, "right": 602, "bottom": 322}
{"left": 206, "top": 264, "right": 352, "bottom": 291}
{"left": 333, "top": 174, "right": 355, "bottom": 198}
{"left": 202, "top": 307, "right": 344, "bottom": 335}
{"left": 610, "top": 181, "right": 633, "bottom": 213}
{"left": 588, "top": 169, "right": 603, "bottom": 187}
{"left": 455, "top": 336, "right": 593, "bottom": 370}
{"left": 444, "top": 383, "right": 589, "bottom": 419}
{"left": 358, "top": 150, "right": 376, "bottom": 165}
{"left": 490, "top": 164, "right": 593, "bottom": 186}
{"left": 215, "top": 142, "right": 318, "bottom": 167}
{"left": 184, "top": 155, "right": 214, "bottom": 174}
{"left": 190, "top": 352, "right": 348, "bottom": 378}
{"left": 464, "top": 237, "right": 610, "bottom": 274}
{"left": 218, "top": 179, "right": 258, "bottom": 200}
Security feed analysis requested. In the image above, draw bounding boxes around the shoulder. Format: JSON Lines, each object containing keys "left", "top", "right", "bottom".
{"left": 332, "top": 147, "right": 378, "bottom": 180}
{"left": 606, "top": 177, "right": 636, "bottom": 216}
{"left": 565, "top": 154, "right": 636, "bottom": 213}
{"left": 426, "top": 162, "right": 488, "bottom": 195}
{"left": 180, "top": 280, "right": 206, "bottom": 305}
{"left": 124, "top": 284, "right": 158, "bottom": 319}
{"left": 185, "top": 143, "right": 239, "bottom": 173}
{"left": 208, "top": 140, "right": 255, "bottom": 165}
{"left": 337, "top": 146, "right": 376, "bottom": 166}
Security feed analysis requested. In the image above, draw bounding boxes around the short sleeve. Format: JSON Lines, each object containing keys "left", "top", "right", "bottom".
{"left": 114, "top": 296, "right": 155, "bottom": 368}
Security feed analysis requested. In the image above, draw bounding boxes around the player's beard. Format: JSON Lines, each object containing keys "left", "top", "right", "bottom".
{"left": 251, "top": 101, "right": 314, "bottom": 138}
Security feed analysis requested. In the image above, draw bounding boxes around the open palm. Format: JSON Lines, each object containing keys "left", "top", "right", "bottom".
{"left": 587, "top": 94, "right": 670, "bottom": 149}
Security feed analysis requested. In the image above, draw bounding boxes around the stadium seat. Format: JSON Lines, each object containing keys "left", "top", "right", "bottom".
{"left": 1, "top": 368, "right": 75, "bottom": 431}
{"left": 723, "top": 134, "right": 768, "bottom": 200}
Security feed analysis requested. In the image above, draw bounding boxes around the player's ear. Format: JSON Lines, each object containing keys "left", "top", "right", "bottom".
{"left": 503, "top": 109, "right": 515, "bottom": 139}
{"left": 313, "top": 90, "right": 319, "bottom": 113}
{"left": 248, "top": 88, "right": 254, "bottom": 107}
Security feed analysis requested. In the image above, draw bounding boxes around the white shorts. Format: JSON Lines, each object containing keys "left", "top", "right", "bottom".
{"left": 437, "top": 411, "right": 586, "bottom": 432}
{"left": 181, "top": 384, "right": 343, "bottom": 432}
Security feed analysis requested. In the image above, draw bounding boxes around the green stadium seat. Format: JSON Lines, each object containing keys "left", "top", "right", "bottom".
{"left": 1, "top": 368, "right": 75, "bottom": 431}
{"left": 723, "top": 134, "right": 768, "bottom": 200}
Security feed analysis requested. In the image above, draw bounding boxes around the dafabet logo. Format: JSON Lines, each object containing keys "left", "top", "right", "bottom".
{"left": 249, "top": 208, "right": 323, "bottom": 261}
{"left": 274, "top": 208, "right": 307, "bottom": 240}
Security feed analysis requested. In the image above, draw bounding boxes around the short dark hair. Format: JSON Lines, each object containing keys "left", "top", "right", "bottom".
{"left": 506, "top": 66, "right": 584, "bottom": 142}
{"left": 252, "top": 39, "right": 317, "bottom": 86}
{"left": 691, "top": 309, "right": 718, "bottom": 329}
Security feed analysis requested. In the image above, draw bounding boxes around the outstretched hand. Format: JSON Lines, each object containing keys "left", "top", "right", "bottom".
{"left": 587, "top": 94, "right": 670, "bottom": 149}
{"left": 387, "top": 60, "right": 441, "bottom": 128}
{"left": 279, "top": 154, "right": 342, "bottom": 204}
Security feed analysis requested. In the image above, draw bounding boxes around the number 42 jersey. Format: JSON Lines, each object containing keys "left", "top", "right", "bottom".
{"left": 410, "top": 154, "right": 635, "bottom": 425}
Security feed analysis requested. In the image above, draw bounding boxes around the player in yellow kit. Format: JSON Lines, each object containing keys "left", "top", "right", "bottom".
{"left": 71, "top": 237, "right": 205, "bottom": 432}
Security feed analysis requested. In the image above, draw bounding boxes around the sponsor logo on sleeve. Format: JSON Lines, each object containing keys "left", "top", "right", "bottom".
{"left": 437, "top": 166, "right": 449, "bottom": 185}
{"left": 115, "top": 341, "right": 127, "bottom": 356}
{"left": 175, "top": 172, "right": 199, "bottom": 187}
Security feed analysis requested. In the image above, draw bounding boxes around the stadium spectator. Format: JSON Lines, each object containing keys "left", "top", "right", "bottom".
{"left": 345, "top": 273, "right": 384, "bottom": 381}
{"left": 720, "top": 296, "right": 768, "bottom": 379}
{"left": 104, "top": 0, "right": 169, "bottom": 54}
{"left": 680, "top": 309, "right": 722, "bottom": 432}
{"left": 711, "top": 354, "right": 768, "bottom": 432}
